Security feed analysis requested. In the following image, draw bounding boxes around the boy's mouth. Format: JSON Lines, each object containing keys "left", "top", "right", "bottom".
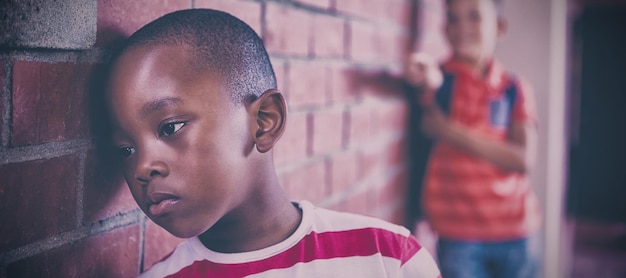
{"left": 147, "top": 192, "right": 180, "bottom": 216}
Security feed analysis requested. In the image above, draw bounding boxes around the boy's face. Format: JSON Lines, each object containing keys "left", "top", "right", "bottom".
{"left": 445, "top": 0, "right": 505, "bottom": 64}
{"left": 107, "top": 44, "right": 256, "bottom": 238}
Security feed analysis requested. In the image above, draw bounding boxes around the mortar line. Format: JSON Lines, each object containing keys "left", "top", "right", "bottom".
{"left": 275, "top": 130, "right": 406, "bottom": 175}
{"left": 260, "top": 1, "right": 267, "bottom": 40}
{"left": 317, "top": 164, "right": 404, "bottom": 209}
{"left": 75, "top": 150, "right": 87, "bottom": 228}
{"left": 138, "top": 215, "right": 147, "bottom": 273}
{"left": 0, "top": 209, "right": 142, "bottom": 266}
{"left": 0, "top": 58, "right": 13, "bottom": 148}
{"left": 0, "top": 49, "right": 104, "bottom": 64}
{"left": 0, "top": 139, "right": 92, "bottom": 165}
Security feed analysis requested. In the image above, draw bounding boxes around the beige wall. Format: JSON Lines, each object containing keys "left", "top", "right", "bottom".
{"left": 496, "top": 0, "right": 570, "bottom": 277}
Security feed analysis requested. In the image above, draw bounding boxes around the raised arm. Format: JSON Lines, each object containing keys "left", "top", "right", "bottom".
{"left": 419, "top": 83, "right": 537, "bottom": 173}
{"left": 422, "top": 107, "right": 536, "bottom": 173}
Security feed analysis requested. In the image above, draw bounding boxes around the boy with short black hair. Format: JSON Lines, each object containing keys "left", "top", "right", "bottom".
{"left": 406, "top": 0, "right": 541, "bottom": 277}
{"left": 104, "top": 9, "right": 440, "bottom": 277}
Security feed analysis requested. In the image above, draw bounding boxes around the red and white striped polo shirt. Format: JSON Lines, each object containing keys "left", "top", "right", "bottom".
{"left": 422, "top": 59, "right": 542, "bottom": 241}
{"left": 140, "top": 201, "right": 440, "bottom": 277}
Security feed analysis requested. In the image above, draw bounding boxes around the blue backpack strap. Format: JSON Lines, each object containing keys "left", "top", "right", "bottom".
{"left": 435, "top": 73, "right": 456, "bottom": 115}
{"left": 405, "top": 71, "right": 456, "bottom": 226}
{"left": 505, "top": 74, "right": 519, "bottom": 119}
{"left": 489, "top": 74, "right": 519, "bottom": 129}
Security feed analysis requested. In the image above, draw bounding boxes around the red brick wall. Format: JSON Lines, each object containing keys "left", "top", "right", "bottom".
{"left": 0, "top": 0, "right": 422, "bottom": 276}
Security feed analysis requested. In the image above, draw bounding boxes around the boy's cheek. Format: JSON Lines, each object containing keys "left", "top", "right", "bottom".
{"left": 123, "top": 174, "right": 145, "bottom": 206}
{"left": 453, "top": 44, "right": 481, "bottom": 58}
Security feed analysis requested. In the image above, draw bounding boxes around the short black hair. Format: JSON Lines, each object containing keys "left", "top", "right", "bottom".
{"left": 445, "top": 0, "right": 504, "bottom": 15}
{"left": 117, "top": 9, "right": 277, "bottom": 104}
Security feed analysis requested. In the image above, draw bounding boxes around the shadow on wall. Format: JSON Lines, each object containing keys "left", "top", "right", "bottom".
{"left": 86, "top": 26, "right": 130, "bottom": 220}
{"left": 348, "top": 69, "right": 408, "bottom": 99}
{"left": 352, "top": 71, "right": 405, "bottom": 97}
{"left": 341, "top": 67, "right": 424, "bottom": 232}
{"left": 6, "top": 223, "right": 140, "bottom": 277}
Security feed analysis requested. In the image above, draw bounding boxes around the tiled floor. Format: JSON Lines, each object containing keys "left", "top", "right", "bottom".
{"left": 414, "top": 220, "right": 626, "bottom": 277}
{"left": 571, "top": 221, "right": 626, "bottom": 278}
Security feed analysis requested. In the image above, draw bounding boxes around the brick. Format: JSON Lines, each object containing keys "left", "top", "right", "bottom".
{"left": 195, "top": 0, "right": 261, "bottom": 35}
{"left": 312, "top": 15, "right": 345, "bottom": 58}
{"left": 362, "top": 174, "right": 386, "bottom": 213}
{"left": 311, "top": 109, "right": 345, "bottom": 155}
{"left": 367, "top": 187, "right": 382, "bottom": 215}
{"left": 286, "top": 161, "right": 327, "bottom": 203}
{"left": 358, "top": 144, "right": 384, "bottom": 180}
{"left": 83, "top": 150, "right": 137, "bottom": 223}
{"left": 377, "top": 28, "right": 409, "bottom": 64}
{"left": 341, "top": 189, "right": 371, "bottom": 216}
{"left": 417, "top": 32, "right": 451, "bottom": 62}
{"left": 385, "top": 137, "right": 407, "bottom": 168}
{"left": 329, "top": 151, "right": 358, "bottom": 193}
{"left": 377, "top": 170, "right": 408, "bottom": 208}
{"left": 0, "top": 155, "right": 79, "bottom": 250}
{"left": 385, "top": 204, "right": 406, "bottom": 226}
{"left": 347, "top": 104, "right": 373, "bottom": 146}
{"left": 272, "top": 60, "right": 288, "bottom": 100}
{"left": 386, "top": 0, "right": 414, "bottom": 27}
{"left": 0, "top": 0, "right": 96, "bottom": 49}
{"left": 415, "top": 0, "right": 451, "bottom": 60}
{"left": 377, "top": 100, "right": 409, "bottom": 133}
{"left": 11, "top": 61, "right": 91, "bottom": 146}
{"left": 286, "top": 61, "right": 329, "bottom": 109}
{"left": 368, "top": 102, "right": 382, "bottom": 136}
{"left": 324, "top": 199, "right": 344, "bottom": 212}
{"left": 371, "top": 178, "right": 408, "bottom": 225}
{"left": 264, "top": 3, "right": 312, "bottom": 56}
{"left": 418, "top": 0, "right": 447, "bottom": 32}
{"left": 144, "top": 220, "right": 184, "bottom": 271}
{"left": 329, "top": 64, "right": 359, "bottom": 104}
{"left": 6, "top": 224, "right": 140, "bottom": 278}
{"left": 97, "top": 0, "right": 190, "bottom": 46}
{"left": 349, "top": 21, "right": 378, "bottom": 62}
{"left": 295, "top": 0, "right": 331, "bottom": 10}
{"left": 0, "top": 61, "right": 3, "bottom": 135}
{"left": 274, "top": 112, "right": 309, "bottom": 167}
{"left": 335, "top": 0, "right": 384, "bottom": 20}
{"left": 358, "top": 0, "right": 410, "bottom": 27}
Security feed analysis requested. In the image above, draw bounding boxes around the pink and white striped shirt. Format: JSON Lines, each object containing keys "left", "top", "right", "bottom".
{"left": 140, "top": 201, "right": 440, "bottom": 277}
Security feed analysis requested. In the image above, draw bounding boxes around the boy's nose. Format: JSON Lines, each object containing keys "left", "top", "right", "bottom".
{"left": 135, "top": 151, "right": 169, "bottom": 184}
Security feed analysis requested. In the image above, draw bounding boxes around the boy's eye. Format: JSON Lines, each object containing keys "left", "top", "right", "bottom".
{"left": 469, "top": 11, "right": 481, "bottom": 22}
{"left": 159, "top": 122, "right": 186, "bottom": 137}
{"left": 447, "top": 13, "right": 458, "bottom": 24}
{"left": 118, "top": 146, "right": 135, "bottom": 159}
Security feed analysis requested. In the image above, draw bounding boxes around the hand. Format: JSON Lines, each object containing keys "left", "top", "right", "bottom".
{"left": 421, "top": 103, "right": 450, "bottom": 140}
{"left": 405, "top": 52, "right": 443, "bottom": 93}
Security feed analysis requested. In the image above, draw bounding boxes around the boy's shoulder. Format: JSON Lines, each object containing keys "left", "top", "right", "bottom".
{"left": 438, "top": 59, "right": 534, "bottom": 98}
{"left": 440, "top": 59, "right": 532, "bottom": 86}
{"left": 304, "top": 201, "right": 412, "bottom": 237}
{"left": 139, "top": 201, "right": 439, "bottom": 277}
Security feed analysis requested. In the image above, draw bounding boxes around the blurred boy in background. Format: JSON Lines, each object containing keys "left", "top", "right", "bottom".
{"left": 405, "top": 0, "right": 541, "bottom": 277}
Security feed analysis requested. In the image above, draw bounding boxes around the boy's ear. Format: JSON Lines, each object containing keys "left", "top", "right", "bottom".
{"left": 497, "top": 16, "right": 508, "bottom": 37}
{"left": 248, "top": 89, "right": 287, "bottom": 153}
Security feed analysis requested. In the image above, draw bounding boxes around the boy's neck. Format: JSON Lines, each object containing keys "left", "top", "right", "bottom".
{"left": 453, "top": 54, "right": 493, "bottom": 78}
{"left": 197, "top": 171, "right": 302, "bottom": 253}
